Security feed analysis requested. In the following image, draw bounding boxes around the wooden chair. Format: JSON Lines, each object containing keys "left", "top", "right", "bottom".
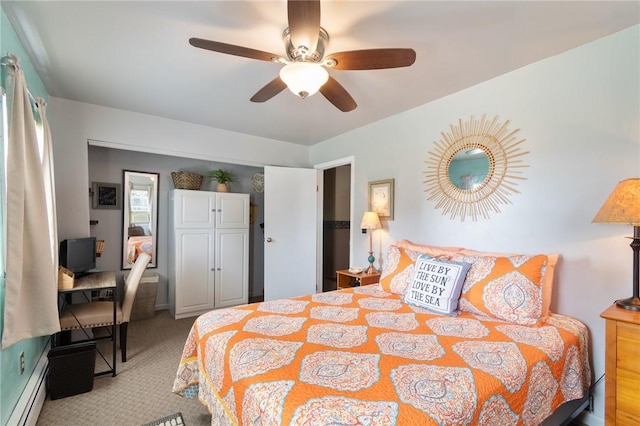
{"left": 59, "top": 252, "right": 151, "bottom": 362}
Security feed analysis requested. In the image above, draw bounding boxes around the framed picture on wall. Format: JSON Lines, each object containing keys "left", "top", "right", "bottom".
{"left": 368, "top": 178, "right": 394, "bottom": 220}
{"left": 92, "top": 181, "right": 121, "bottom": 210}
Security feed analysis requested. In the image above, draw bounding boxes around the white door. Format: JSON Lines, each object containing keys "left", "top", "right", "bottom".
{"left": 215, "top": 228, "right": 249, "bottom": 308}
{"left": 264, "top": 166, "right": 320, "bottom": 301}
{"left": 216, "top": 193, "right": 250, "bottom": 228}
{"left": 173, "top": 190, "right": 215, "bottom": 228}
{"left": 174, "top": 229, "right": 215, "bottom": 317}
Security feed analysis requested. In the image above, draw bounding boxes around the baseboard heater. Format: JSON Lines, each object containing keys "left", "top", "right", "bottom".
{"left": 7, "top": 340, "right": 50, "bottom": 426}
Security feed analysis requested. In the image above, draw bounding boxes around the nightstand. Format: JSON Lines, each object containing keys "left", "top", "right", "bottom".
{"left": 336, "top": 270, "right": 381, "bottom": 289}
{"left": 600, "top": 304, "right": 640, "bottom": 425}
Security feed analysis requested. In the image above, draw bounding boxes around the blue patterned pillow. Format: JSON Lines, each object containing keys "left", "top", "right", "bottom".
{"left": 403, "top": 254, "right": 471, "bottom": 315}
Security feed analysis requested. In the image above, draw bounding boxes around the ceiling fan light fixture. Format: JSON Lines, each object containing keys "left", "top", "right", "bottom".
{"left": 279, "top": 62, "right": 328, "bottom": 99}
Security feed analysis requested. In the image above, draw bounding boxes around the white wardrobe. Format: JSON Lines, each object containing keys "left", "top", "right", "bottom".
{"left": 168, "top": 189, "right": 249, "bottom": 319}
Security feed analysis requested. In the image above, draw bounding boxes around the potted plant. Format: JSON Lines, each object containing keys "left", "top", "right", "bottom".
{"left": 207, "top": 168, "right": 236, "bottom": 192}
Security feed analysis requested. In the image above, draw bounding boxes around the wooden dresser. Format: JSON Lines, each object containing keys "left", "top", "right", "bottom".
{"left": 600, "top": 304, "right": 640, "bottom": 425}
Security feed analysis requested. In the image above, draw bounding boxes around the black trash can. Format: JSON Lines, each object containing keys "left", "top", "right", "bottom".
{"left": 47, "top": 341, "right": 96, "bottom": 400}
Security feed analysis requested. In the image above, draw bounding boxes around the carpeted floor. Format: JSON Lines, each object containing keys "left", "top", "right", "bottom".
{"left": 36, "top": 310, "right": 211, "bottom": 426}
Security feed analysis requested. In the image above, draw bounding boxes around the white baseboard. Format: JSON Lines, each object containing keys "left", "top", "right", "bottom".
{"left": 7, "top": 341, "right": 50, "bottom": 426}
{"left": 155, "top": 304, "right": 169, "bottom": 311}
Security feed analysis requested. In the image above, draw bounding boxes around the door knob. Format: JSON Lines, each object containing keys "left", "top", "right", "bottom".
{"left": 266, "top": 237, "right": 273, "bottom": 243}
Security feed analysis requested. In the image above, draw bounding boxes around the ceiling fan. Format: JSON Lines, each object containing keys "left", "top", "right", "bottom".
{"left": 189, "top": 0, "right": 416, "bottom": 112}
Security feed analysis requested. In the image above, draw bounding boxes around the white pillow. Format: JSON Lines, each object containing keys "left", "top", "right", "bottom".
{"left": 403, "top": 254, "right": 471, "bottom": 315}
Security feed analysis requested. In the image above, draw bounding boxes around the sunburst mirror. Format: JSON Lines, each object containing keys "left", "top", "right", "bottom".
{"left": 424, "top": 114, "right": 529, "bottom": 221}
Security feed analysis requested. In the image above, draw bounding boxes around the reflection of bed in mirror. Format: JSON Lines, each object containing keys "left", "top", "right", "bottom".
{"left": 126, "top": 235, "right": 153, "bottom": 264}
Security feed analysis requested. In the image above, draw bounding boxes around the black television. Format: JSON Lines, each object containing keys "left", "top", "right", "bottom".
{"left": 59, "top": 237, "right": 96, "bottom": 275}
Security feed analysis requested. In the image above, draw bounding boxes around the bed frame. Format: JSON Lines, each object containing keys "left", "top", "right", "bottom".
{"left": 542, "top": 391, "right": 590, "bottom": 425}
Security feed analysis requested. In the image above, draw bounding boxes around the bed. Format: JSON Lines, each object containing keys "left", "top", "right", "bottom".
{"left": 173, "top": 241, "right": 591, "bottom": 425}
{"left": 126, "top": 235, "right": 153, "bottom": 264}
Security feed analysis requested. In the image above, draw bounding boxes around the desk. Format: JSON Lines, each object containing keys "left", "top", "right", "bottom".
{"left": 57, "top": 271, "right": 117, "bottom": 377}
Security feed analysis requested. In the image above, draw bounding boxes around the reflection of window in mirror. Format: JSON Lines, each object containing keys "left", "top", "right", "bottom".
{"left": 131, "top": 188, "right": 149, "bottom": 208}
{"left": 129, "top": 186, "right": 153, "bottom": 235}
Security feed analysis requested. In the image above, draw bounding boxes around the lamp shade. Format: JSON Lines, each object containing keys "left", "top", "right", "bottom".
{"left": 593, "top": 178, "right": 640, "bottom": 225}
{"left": 360, "top": 211, "right": 382, "bottom": 230}
{"left": 279, "top": 62, "right": 328, "bottom": 99}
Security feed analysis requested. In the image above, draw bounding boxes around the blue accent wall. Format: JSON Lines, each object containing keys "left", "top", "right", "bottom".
{"left": 0, "top": 8, "right": 50, "bottom": 425}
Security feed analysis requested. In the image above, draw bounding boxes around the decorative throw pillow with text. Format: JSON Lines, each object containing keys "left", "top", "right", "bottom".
{"left": 403, "top": 254, "right": 471, "bottom": 315}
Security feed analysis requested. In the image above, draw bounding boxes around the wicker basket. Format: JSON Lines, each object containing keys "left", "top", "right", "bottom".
{"left": 58, "top": 266, "right": 75, "bottom": 290}
{"left": 125, "top": 271, "right": 158, "bottom": 320}
{"left": 171, "top": 172, "right": 203, "bottom": 190}
{"left": 95, "top": 240, "right": 104, "bottom": 257}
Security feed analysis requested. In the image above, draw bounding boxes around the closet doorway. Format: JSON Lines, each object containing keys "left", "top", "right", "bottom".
{"left": 322, "top": 164, "right": 351, "bottom": 292}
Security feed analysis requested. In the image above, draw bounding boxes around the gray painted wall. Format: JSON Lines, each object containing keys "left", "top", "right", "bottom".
{"left": 87, "top": 146, "right": 265, "bottom": 307}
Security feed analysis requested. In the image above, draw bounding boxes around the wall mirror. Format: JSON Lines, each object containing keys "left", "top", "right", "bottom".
{"left": 122, "top": 170, "right": 159, "bottom": 269}
{"left": 424, "top": 114, "right": 528, "bottom": 221}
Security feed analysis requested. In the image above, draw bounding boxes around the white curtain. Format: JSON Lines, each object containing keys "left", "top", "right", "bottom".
{"left": 1, "top": 54, "right": 60, "bottom": 348}
{"left": 35, "top": 98, "right": 58, "bottom": 272}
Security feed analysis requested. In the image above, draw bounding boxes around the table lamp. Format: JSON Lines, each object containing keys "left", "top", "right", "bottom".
{"left": 592, "top": 178, "right": 640, "bottom": 311}
{"left": 360, "top": 211, "right": 382, "bottom": 274}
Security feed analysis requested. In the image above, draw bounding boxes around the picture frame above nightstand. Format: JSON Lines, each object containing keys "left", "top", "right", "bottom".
{"left": 368, "top": 178, "right": 394, "bottom": 220}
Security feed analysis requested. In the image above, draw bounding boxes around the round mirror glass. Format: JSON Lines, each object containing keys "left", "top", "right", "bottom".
{"left": 447, "top": 148, "right": 490, "bottom": 190}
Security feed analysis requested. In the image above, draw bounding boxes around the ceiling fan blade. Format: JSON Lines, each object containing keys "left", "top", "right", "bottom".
{"left": 327, "top": 48, "right": 416, "bottom": 70}
{"left": 319, "top": 76, "right": 357, "bottom": 112}
{"left": 287, "top": 0, "right": 321, "bottom": 52}
{"left": 189, "top": 38, "right": 282, "bottom": 62}
{"left": 250, "top": 77, "right": 288, "bottom": 103}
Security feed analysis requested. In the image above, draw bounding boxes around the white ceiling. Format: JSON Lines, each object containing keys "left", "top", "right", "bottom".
{"left": 3, "top": 1, "right": 639, "bottom": 146}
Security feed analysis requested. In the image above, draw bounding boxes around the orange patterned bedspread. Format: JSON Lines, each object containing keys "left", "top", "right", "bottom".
{"left": 172, "top": 284, "right": 590, "bottom": 425}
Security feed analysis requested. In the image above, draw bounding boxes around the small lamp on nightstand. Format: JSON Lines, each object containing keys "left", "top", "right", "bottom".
{"left": 593, "top": 178, "right": 640, "bottom": 311}
{"left": 360, "top": 211, "right": 382, "bottom": 274}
